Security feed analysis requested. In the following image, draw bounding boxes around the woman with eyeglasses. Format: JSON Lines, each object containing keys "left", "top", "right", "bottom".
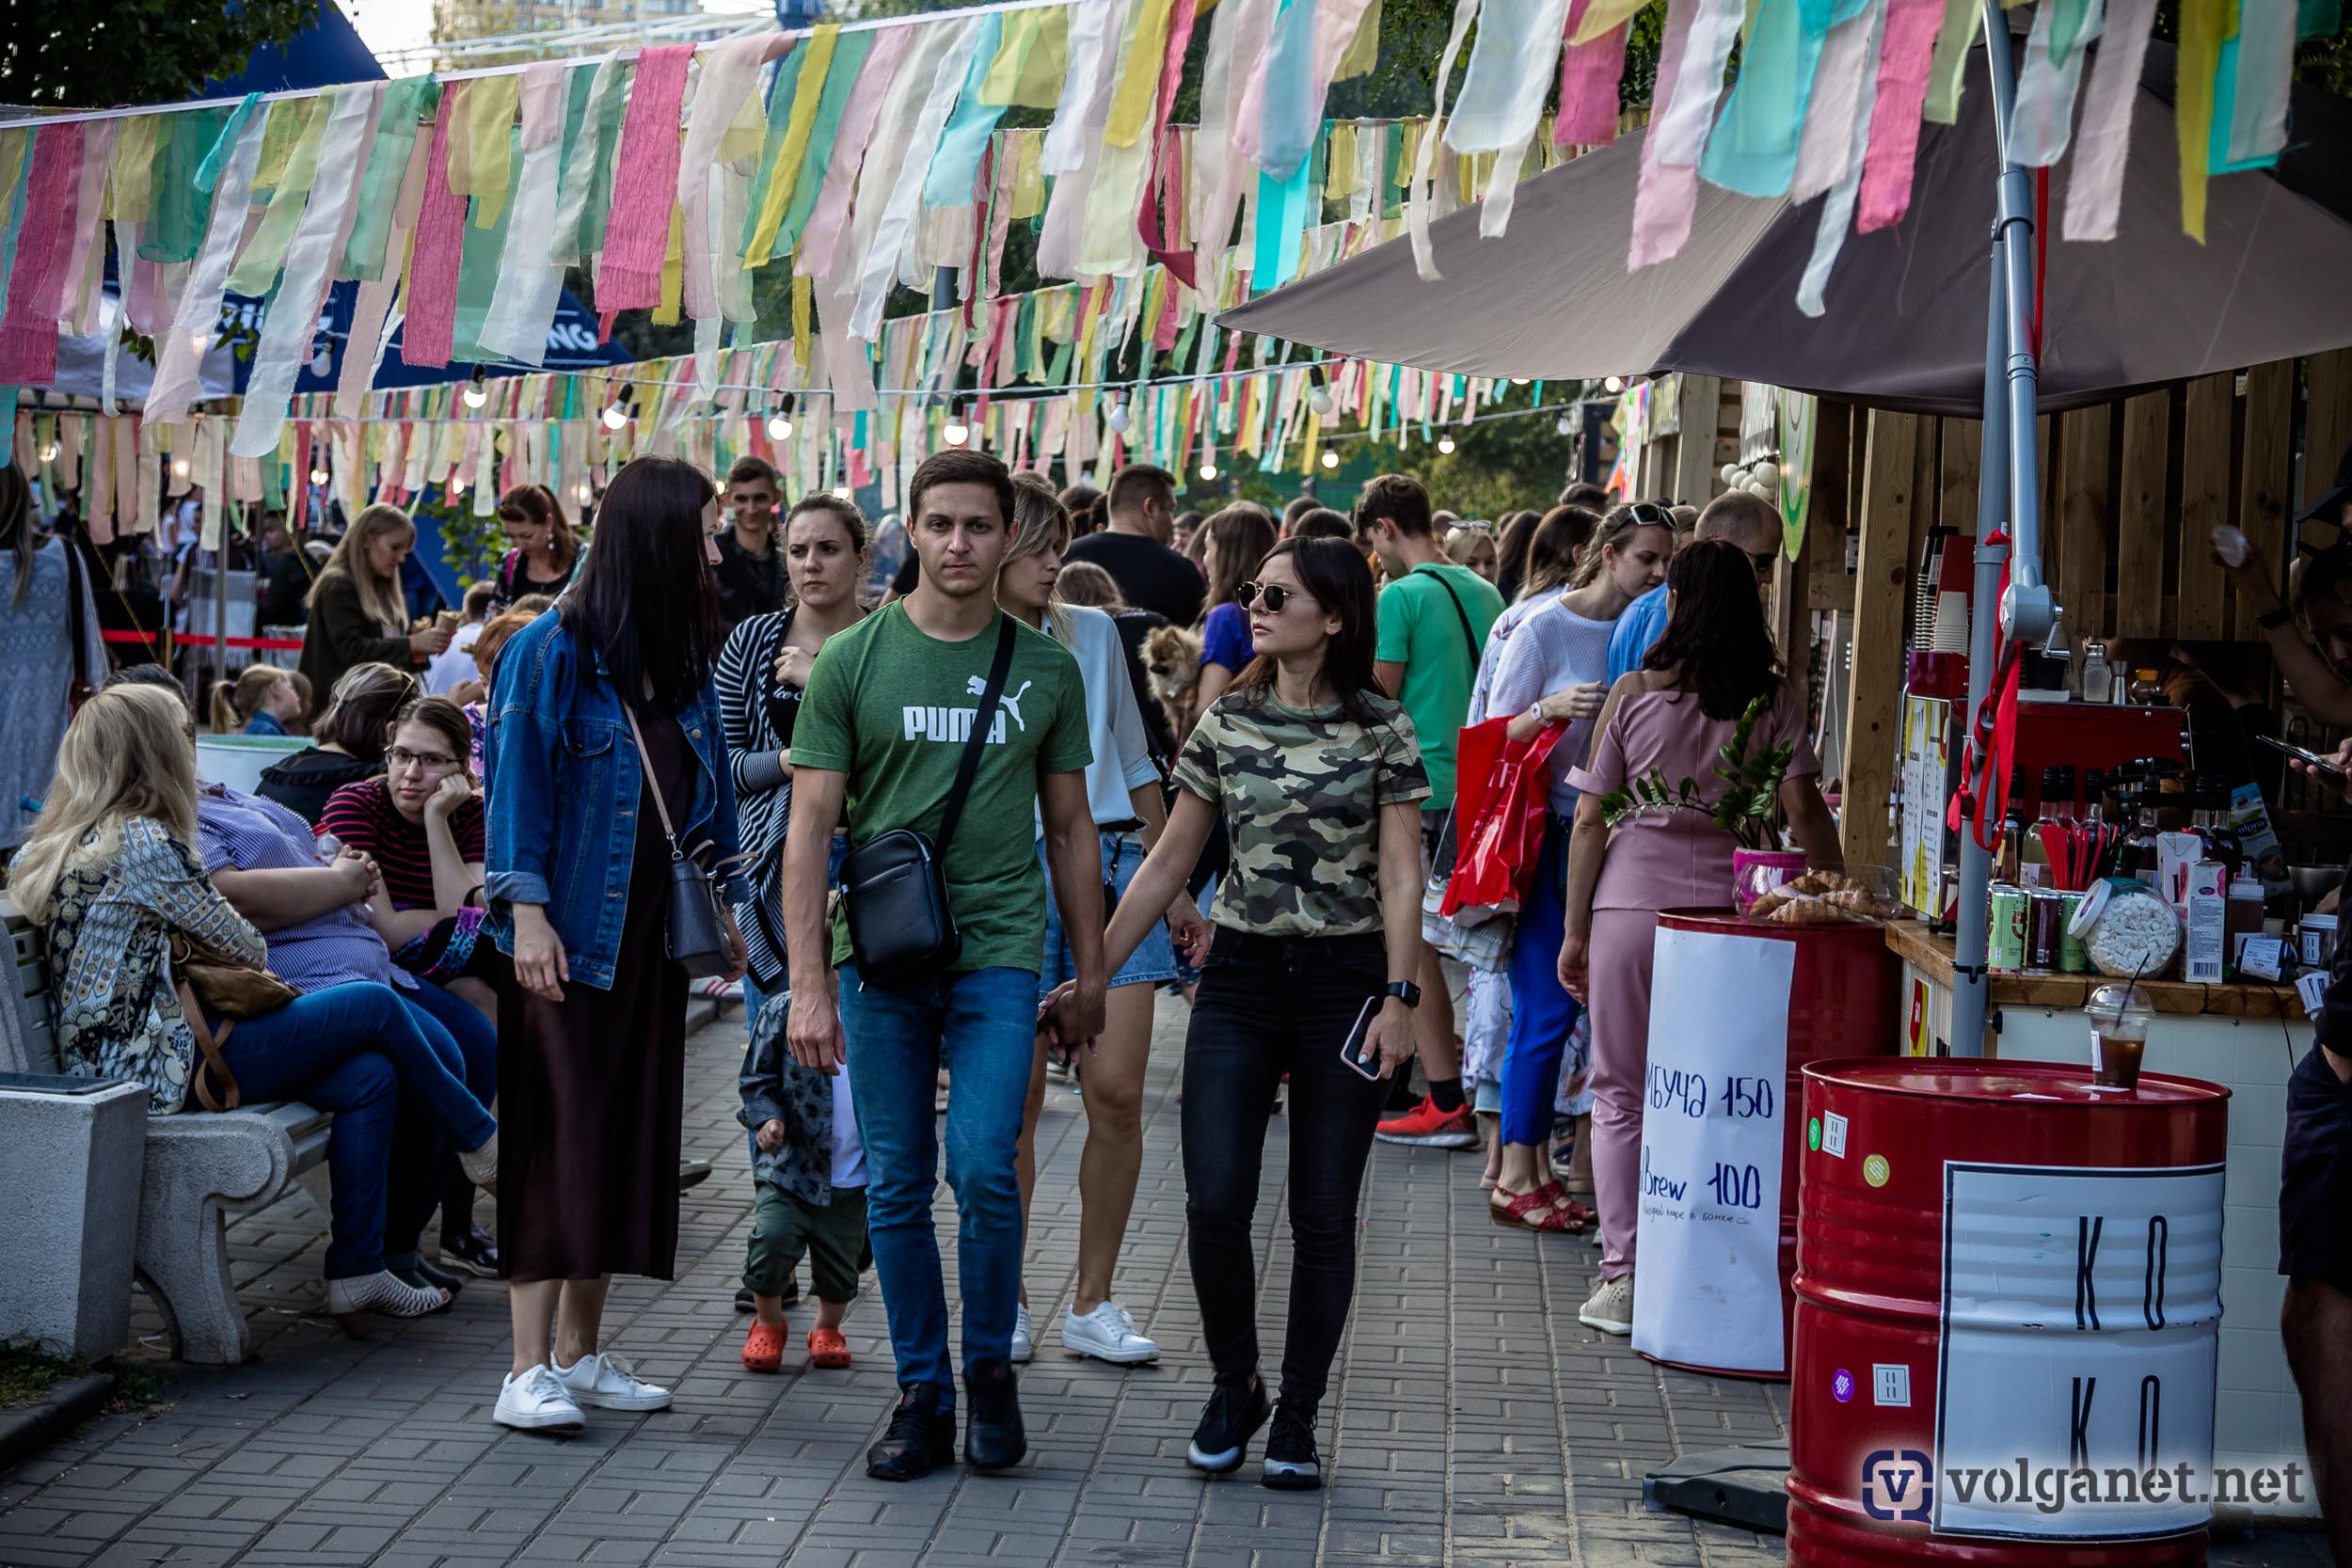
{"left": 1043, "top": 536, "right": 1428, "bottom": 1491}
{"left": 1556, "top": 539, "right": 1840, "bottom": 1339}
{"left": 1479, "top": 505, "right": 1674, "bottom": 1235}
{"left": 257, "top": 662, "right": 419, "bottom": 825}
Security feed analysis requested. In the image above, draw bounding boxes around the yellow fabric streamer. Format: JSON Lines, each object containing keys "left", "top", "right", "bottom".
{"left": 655, "top": 201, "right": 686, "bottom": 325}
{"left": 457, "top": 73, "right": 520, "bottom": 229}
{"left": 108, "top": 114, "right": 161, "bottom": 223}
{"left": 1568, "top": 0, "right": 1647, "bottom": 44}
{"left": 1924, "top": 0, "right": 1986, "bottom": 123}
{"left": 792, "top": 274, "right": 813, "bottom": 372}
{"left": 1326, "top": 124, "right": 1358, "bottom": 199}
{"left": 0, "top": 131, "right": 25, "bottom": 219}
{"left": 1010, "top": 130, "right": 1047, "bottom": 219}
{"left": 252, "top": 97, "right": 315, "bottom": 195}
{"left": 1105, "top": 0, "right": 1181, "bottom": 148}
{"left": 722, "top": 78, "right": 769, "bottom": 165}
{"left": 2177, "top": 0, "right": 2230, "bottom": 243}
{"left": 1335, "top": 0, "right": 1384, "bottom": 79}
{"left": 1299, "top": 411, "right": 1321, "bottom": 474}
{"left": 980, "top": 9, "right": 1071, "bottom": 108}
{"left": 747, "top": 25, "right": 839, "bottom": 267}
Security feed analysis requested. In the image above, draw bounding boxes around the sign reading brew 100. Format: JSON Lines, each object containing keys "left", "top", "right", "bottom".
{"left": 1934, "top": 1164, "right": 2226, "bottom": 1540}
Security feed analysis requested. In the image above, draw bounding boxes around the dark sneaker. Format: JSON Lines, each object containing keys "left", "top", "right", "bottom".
{"left": 866, "top": 1386, "right": 956, "bottom": 1481}
{"left": 1261, "top": 1403, "right": 1323, "bottom": 1490}
{"left": 1185, "top": 1374, "right": 1269, "bottom": 1474}
{"left": 963, "top": 1359, "right": 1026, "bottom": 1471}
{"left": 391, "top": 1255, "right": 466, "bottom": 1295}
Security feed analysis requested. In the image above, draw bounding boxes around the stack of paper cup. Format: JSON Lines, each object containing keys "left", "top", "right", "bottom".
{"left": 1931, "top": 591, "right": 1970, "bottom": 654}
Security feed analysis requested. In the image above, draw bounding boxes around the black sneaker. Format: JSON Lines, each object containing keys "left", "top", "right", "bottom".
{"left": 390, "top": 1257, "right": 464, "bottom": 1296}
{"left": 866, "top": 1386, "right": 957, "bottom": 1481}
{"left": 734, "top": 1279, "right": 800, "bottom": 1314}
{"left": 1185, "top": 1374, "right": 1269, "bottom": 1474}
{"left": 1260, "top": 1402, "right": 1322, "bottom": 1490}
{"left": 963, "top": 1359, "right": 1026, "bottom": 1471}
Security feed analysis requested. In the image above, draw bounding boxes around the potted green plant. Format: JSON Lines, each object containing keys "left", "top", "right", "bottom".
{"left": 1594, "top": 693, "right": 1802, "bottom": 912}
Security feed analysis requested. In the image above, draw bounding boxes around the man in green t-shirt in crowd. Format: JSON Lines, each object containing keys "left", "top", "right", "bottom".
{"left": 1356, "top": 474, "right": 1505, "bottom": 1153}
{"left": 783, "top": 450, "right": 1106, "bottom": 1482}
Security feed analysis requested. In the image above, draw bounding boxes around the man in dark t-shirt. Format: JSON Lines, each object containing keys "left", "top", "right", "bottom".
{"left": 1062, "top": 465, "right": 1203, "bottom": 627}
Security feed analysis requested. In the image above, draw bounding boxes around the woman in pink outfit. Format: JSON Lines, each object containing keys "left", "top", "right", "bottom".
{"left": 1556, "top": 539, "right": 1840, "bottom": 1337}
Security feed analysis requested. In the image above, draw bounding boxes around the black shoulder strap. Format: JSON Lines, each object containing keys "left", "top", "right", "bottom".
{"left": 935, "top": 615, "right": 1019, "bottom": 854}
{"left": 1414, "top": 564, "right": 1482, "bottom": 662}
{"left": 62, "top": 535, "right": 92, "bottom": 704}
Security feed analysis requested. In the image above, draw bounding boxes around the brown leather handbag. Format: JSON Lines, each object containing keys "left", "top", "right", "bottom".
{"left": 168, "top": 930, "right": 297, "bottom": 1113}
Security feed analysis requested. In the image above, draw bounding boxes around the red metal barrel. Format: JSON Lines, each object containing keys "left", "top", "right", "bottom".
{"left": 1632, "top": 911, "right": 1897, "bottom": 1380}
{"left": 1788, "top": 1060, "right": 2230, "bottom": 1566}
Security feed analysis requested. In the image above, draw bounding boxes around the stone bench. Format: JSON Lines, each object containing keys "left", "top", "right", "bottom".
{"left": 2, "top": 898, "right": 330, "bottom": 1365}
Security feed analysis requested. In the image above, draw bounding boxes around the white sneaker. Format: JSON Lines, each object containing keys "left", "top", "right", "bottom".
{"left": 495, "top": 1365, "right": 585, "bottom": 1433}
{"left": 1061, "top": 1300, "right": 1159, "bottom": 1365}
{"left": 552, "top": 1352, "right": 673, "bottom": 1412}
{"left": 1579, "top": 1274, "right": 1634, "bottom": 1336}
{"left": 1010, "top": 1303, "right": 1035, "bottom": 1365}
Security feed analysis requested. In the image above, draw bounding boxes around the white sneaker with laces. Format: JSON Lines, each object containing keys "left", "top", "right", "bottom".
{"left": 495, "top": 1365, "right": 586, "bottom": 1433}
{"left": 1010, "top": 1303, "right": 1035, "bottom": 1364}
{"left": 552, "top": 1352, "right": 673, "bottom": 1411}
{"left": 1062, "top": 1300, "right": 1159, "bottom": 1365}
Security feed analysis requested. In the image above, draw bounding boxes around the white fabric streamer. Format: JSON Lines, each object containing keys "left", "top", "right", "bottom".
{"left": 479, "top": 64, "right": 575, "bottom": 363}
{"left": 1038, "top": 0, "right": 1131, "bottom": 278}
{"left": 548, "top": 52, "right": 628, "bottom": 268}
{"left": 1797, "top": 0, "right": 1885, "bottom": 317}
{"left": 1189, "top": 0, "right": 1276, "bottom": 285}
{"left": 2010, "top": 0, "right": 2103, "bottom": 168}
{"left": 147, "top": 113, "right": 269, "bottom": 426}
{"left": 1444, "top": 0, "right": 1570, "bottom": 238}
{"left": 1650, "top": 0, "right": 1746, "bottom": 168}
{"left": 850, "top": 18, "right": 983, "bottom": 340}
{"left": 2059, "top": 0, "right": 2156, "bottom": 242}
{"left": 1790, "top": 0, "right": 1883, "bottom": 202}
{"left": 234, "top": 83, "right": 384, "bottom": 458}
{"left": 1041, "top": 0, "right": 1120, "bottom": 176}
{"left": 678, "top": 38, "right": 769, "bottom": 321}
{"left": 1406, "top": 0, "right": 1484, "bottom": 281}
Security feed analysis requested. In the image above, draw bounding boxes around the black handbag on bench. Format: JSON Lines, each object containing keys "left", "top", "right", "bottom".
{"left": 838, "top": 615, "right": 1018, "bottom": 986}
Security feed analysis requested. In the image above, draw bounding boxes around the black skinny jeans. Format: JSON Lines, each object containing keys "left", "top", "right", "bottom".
{"left": 1182, "top": 927, "right": 1390, "bottom": 1411}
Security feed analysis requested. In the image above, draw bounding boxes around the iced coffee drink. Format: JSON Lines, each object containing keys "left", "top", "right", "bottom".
{"left": 2088, "top": 982, "right": 2153, "bottom": 1093}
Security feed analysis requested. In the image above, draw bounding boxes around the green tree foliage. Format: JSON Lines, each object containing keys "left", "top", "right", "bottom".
{"left": 0, "top": 0, "right": 315, "bottom": 109}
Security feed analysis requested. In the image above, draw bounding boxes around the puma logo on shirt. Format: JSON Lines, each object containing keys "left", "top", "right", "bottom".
{"left": 901, "top": 677, "right": 1034, "bottom": 745}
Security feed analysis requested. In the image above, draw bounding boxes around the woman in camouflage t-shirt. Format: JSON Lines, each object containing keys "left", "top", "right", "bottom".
{"left": 1043, "top": 536, "right": 1429, "bottom": 1492}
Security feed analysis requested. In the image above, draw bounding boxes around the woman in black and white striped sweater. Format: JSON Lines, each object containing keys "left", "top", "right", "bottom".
{"left": 713, "top": 494, "right": 869, "bottom": 1020}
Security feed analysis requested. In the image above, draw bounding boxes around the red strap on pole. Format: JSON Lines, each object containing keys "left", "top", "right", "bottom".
{"left": 1946, "top": 531, "right": 2022, "bottom": 851}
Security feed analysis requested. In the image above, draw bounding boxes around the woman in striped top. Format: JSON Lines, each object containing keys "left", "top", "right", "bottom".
{"left": 713, "top": 494, "right": 869, "bottom": 1021}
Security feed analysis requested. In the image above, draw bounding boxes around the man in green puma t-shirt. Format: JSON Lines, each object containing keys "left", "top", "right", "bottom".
{"left": 782, "top": 450, "right": 1105, "bottom": 1483}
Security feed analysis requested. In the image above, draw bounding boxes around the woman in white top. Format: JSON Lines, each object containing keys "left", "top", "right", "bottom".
{"left": 999, "top": 474, "right": 1208, "bottom": 1369}
{"left": 1480, "top": 504, "right": 1673, "bottom": 1230}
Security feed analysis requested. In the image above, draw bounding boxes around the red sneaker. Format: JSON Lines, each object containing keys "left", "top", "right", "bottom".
{"left": 1374, "top": 1095, "right": 1478, "bottom": 1148}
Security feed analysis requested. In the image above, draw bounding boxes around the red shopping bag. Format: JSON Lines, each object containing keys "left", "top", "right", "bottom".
{"left": 1441, "top": 717, "right": 1568, "bottom": 917}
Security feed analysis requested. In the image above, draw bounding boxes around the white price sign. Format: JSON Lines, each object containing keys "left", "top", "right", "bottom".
{"left": 1935, "top": 1163, "right": 2225, "bottom": 1539}
{"left": 1629, "top": 927, "right": 1797, "bottom": 1373}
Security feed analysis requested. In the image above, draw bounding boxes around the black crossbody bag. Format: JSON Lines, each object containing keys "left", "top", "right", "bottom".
{"left": 838, "top": 615, "right": 1019, "bottom": 986}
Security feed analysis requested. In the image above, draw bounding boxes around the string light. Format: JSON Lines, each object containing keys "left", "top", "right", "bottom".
{"left": 574, "top": 482, "right": 593, "bottom": 504}
{"left": 942, "top": 397, "right": 970, "bottom": 448}
{"left": 1199, "top": 461, "right": 1218, "bottom": 482}
{"left": 172, "top": 457, "right": 192, "bottom": 479}
{"left": 1509, "top": 377, "right": 1531, "bottom": 387}
{"left": 310, "top": 465, "right": 330, "bottom": 484}
{"left": 1437, "top": 435, "right": 1455, "bottom": 454}
{"left": 766, "top": 393, "right": 795, "bottom": 441}
{"left": 38, "top": 443, "right": 57, "bottom": 464}
{"left": 1603, "top": 374, "right": 1625, "bottom": 393}
{"left": 1307, "top": 366, "right": 1334, "bottom": 417}
{"left": 462, "top": 366, "right": 488, "bottom": 408}
{"left": 449, "top": 473, "right": 466, "bottom": 494}
{"left": 1104, "top": 396, "right": 1131, "bottom": 434}
{"left": 602, "top": 400, "right": 629, "bottom": 431}
{"left": 1556, "top": 416, "right": 1575, "bottom": 436}
{"left": 1320, "top": 448, "right": 1340, "bottom": 469}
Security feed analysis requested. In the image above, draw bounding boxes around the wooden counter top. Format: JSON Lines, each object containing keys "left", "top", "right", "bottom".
{"left": 1883, "top": 920, "right": 2304, "bottom": 1019}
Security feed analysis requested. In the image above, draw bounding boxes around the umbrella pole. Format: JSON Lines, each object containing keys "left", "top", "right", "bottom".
{"left": 1947, "top": 3, "right": 2054, "bottom": 1059}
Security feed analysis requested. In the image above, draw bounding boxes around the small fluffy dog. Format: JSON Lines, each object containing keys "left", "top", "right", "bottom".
{"left": 1140, "top": 624, "right": 1203, "bottom": 743}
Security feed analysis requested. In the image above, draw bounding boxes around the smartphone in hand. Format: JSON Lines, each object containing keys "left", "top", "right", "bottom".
{"left": 1338, "top": 996, "right": 1382, "bottom": 1080}
{"left": 2258, "top": 733, "right": 2347, "bottom": 781}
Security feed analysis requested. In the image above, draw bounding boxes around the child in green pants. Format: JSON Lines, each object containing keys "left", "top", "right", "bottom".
{"left": 739, "top": 1001, "right": 869, "bottom": 1371}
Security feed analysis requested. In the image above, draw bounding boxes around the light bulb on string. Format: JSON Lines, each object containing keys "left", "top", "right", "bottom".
{"left": 1556, "top": 416, "right": 1575, "bottom": 436}
{"left": 463, "top": 366, "right": 488, "bottom": 408}
{"left": 766, "top": 393, "right": 797, "bottom": 442}
{"left": 602, "top": 398, "right": 630, "bottom": 431}
{"left": 39, "top": 443, "right": 58, "bottom": 464}
{"left": 574, "top": 483, "right": 594, "bottom": 505}
{"left": 1603, "top": 374, "right": 1625, "bottom": 393}
{"left": 1307, "top": 368, "right": 1334, "bottom": 417}
{"left": 1199, "top": 461, "right": 1219, "bottom": 482}
{"left": 942, "top": 396, "right": 971, "bottom": 448}
{"left": 310, "top": 466, "right": 330, "bottom": 485}
{"left": 1104, "top": 398, "right": 1131, "bottom": 435}
{"left": 449, "top": 474, "right": 466, "bottom": 496}
{"left": 1510, "top": 377, "right": 1531, "bottom": 387}
{"left": 1437, "top": 435, "right": 1456, "bottom": 455}
{"left": 1320, "top": 448, "right": 1340, "bottom": 469}
{"left": 172, "top": 457, "right": 192, "bottom": 480}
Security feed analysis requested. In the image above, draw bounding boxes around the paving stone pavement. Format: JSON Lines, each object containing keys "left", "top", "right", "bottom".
{"left": 0, "top": 1000, "right": 2333, "bottom": 1567}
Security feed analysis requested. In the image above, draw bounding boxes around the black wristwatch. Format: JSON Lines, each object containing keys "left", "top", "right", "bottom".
{"left": 1384, "top": 980, "right": 1422, "bottom": 1008}
{"left": 2258, "top": 604, "right": 2294, "bottom": 631}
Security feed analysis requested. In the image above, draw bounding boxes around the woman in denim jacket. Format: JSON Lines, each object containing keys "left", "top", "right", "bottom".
{"left": 483, "top": 456, "right": 749, "bottom": 1435}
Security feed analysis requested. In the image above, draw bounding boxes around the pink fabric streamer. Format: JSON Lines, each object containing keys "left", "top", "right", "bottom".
{"left": 59, "top": 123, "right": 116, "bottom": 336}
{"left": 799, "top": 25, "right": 914, "bottom": 280}
{"left": 1555, "top": 0, "right": 1630, "bottom": 147}
{"left": 596, "top": 42, "right": 694, "bottom": 311}
{"left": 1628, "top": 0, "right": 1698, "bottom": 269}
{"left": 403, "top": 90, "right": 469, "bottom": 368}
{"left": 1855, "top": 0, "right": 1946, "bottom": 233}
{"left": 0, "top": 123, "right": 86, "bottom": 385}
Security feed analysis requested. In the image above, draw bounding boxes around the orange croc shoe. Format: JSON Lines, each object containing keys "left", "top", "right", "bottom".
{"left": 741, "top": 1320, "right": 787, "bottom": 1372}
{"left": 807, "top": 1326, "right": 851, "bottom": 1370}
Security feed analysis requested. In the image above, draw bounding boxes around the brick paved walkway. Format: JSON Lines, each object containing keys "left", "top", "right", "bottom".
{"left": 0, "top": 1002, "right": 2330, "bottom": 1567}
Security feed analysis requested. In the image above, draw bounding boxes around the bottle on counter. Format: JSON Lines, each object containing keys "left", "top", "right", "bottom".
{"left": 2080, "top": 640, "right": 2115, "bottom": 705}
{"left": 2118, "top": 785, "right": 2164, "bottom": 881}
{"left": 2130, "top": 667, "right": 2166, "bottom": 705}
{"left": 2227, "top": 868, "right": 2265, "bottom": 977}
{"left": 1998, "top": 765, "right": 2029, "bottom": 885}
{"left": 2039, "top": 766, "right": 2075, "bottom": 823}
{"left": 2084, "top": 768, "right": 2108, "bottom": 823}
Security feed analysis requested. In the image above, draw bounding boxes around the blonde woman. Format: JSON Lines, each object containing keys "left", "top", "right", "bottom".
{"left": 208, "top": 664, "right": 304, "bottom": 736}
{"left": 298, "top": 504, "right": 450, "bottom": 699}
{"left": 999, "top": 476, "right": 1207, "bottom": 1368}
{"left": 9, "top": 685, "right": 497, "bottom": 1326}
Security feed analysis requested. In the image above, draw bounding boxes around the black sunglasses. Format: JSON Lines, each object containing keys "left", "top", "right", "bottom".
{"left": 1238, "top": 580, "right": 1308, "bottom": 613}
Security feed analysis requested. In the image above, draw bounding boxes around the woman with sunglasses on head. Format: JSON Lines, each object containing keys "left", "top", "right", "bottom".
{"left": 1043, "top": 536, "right": 1428, "bottom": 1491}
{"left": 1479, "top": 505, "right": 1673, "bottom": 1235}
{"left": 998, "top": 477, "right": 1208, "bottom": 1370}
{"left": 1556, "top": 539, "right": 1839, "bottom": 1338}
{"left": 317, "top": 694, "right": 501, "bottom": 1277}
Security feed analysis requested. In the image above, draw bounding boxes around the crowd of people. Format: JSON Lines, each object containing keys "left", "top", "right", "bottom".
{"left": 8, "top": 436, "right": 1837, "bottom": 1493}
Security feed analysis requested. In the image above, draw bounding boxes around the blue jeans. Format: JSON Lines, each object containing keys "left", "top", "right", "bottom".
{"left": 837, "top": 962, "right": 1038, "bottom": 1405}
{"left": 1502, "top": 815, "right": 1582, "bottom": 1148}
{"left": 215, "top": 982, "right": 497, "bottom": 1280}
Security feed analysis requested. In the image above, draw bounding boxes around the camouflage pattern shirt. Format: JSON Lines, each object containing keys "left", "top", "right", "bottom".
{"left": 1172, "top": 689, "right": 1429, "bottom": 937}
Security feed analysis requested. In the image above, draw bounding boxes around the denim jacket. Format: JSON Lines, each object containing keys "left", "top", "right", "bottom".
{"left": 484, "top": 610, "right": 747, "bottom": 990}
{"left": 737, "top": 998, "right": 840, "bottom": 1205}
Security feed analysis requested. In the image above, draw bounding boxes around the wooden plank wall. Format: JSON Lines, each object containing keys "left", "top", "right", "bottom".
{"left": 1841, "top": 410, "right": 1923, "bottom": 864}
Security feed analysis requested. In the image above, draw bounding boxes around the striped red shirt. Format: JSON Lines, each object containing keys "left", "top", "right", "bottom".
{"left": 316, "top": 777, "right": 485, "bottom": 911}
